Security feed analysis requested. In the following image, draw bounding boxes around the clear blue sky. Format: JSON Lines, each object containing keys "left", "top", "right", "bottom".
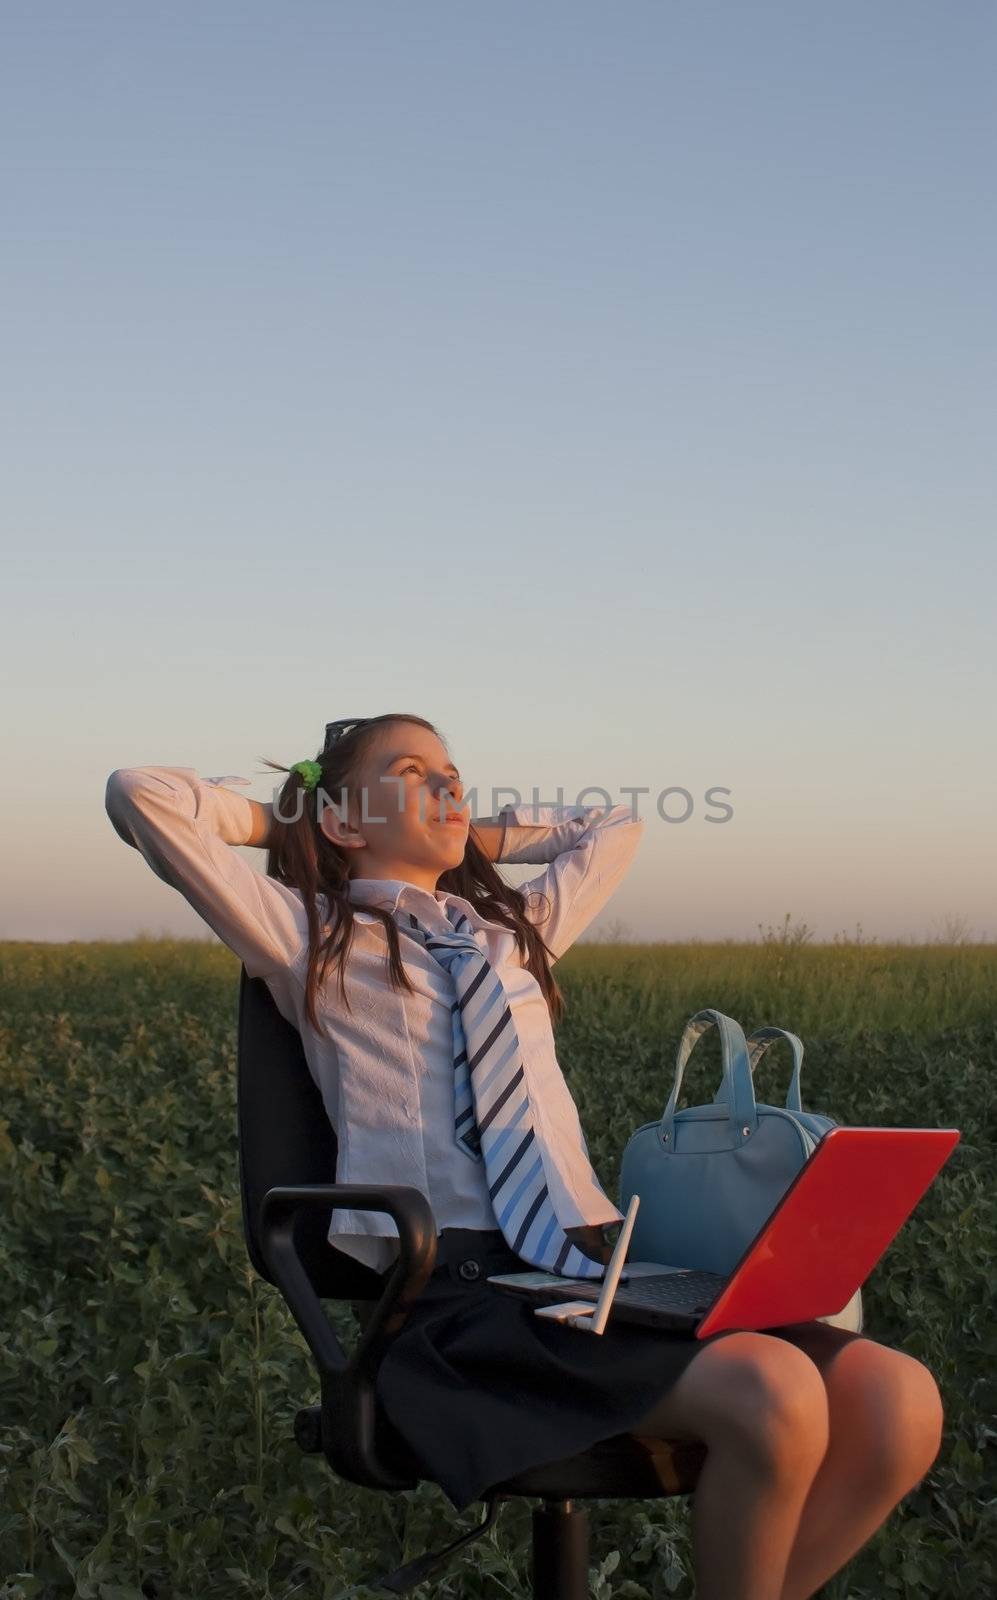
{"left": 3, "top": 1, "right": 994, "bottom": 943}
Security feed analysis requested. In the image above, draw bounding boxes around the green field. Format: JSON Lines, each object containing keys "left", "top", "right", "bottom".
{"left": 2, "top": 937, "right": 994, "bottom": 1599}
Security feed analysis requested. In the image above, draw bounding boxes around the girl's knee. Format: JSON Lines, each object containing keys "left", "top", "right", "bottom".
{"left": 836, "top": 1342, "right": 945, "bottom": 1485}
{"left": 695, "top": 1332, "right": 830, "bottom": 1470}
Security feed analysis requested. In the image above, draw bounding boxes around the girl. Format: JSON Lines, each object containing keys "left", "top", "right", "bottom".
{"left": 105, "top": 712, "right": 944, "bottom": 1600}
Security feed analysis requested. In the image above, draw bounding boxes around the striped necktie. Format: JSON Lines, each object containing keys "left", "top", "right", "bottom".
{"left": 396, "top": 903, "right": 611, "bottom": 1280}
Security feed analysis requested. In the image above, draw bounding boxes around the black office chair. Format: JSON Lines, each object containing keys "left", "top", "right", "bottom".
{"left": 236, "top": 967, "right": 707, "bottom": 1597}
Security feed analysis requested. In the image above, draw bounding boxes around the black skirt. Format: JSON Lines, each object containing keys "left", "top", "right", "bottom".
{"left": 375, "top": 1228, "right": 865, "bottom": 1514}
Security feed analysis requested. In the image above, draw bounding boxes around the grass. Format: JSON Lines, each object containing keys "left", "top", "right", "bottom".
{"left": 1, "top": 936, "right": 995, "bottom": 1599}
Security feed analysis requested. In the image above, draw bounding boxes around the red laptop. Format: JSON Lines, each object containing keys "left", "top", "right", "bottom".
{"left": 488, "top": 1127, "right": 961, "bottom": 1339}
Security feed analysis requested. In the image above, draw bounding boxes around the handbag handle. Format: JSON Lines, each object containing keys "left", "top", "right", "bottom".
{"left": 748, "top": 1027, "right": 805, "bottom": 1111}
{"left": 711, "top": 1026, "right": 805, "bottom": 1112}
{"left": 659, "top": 1009, "right": 757, "bottom": 1149}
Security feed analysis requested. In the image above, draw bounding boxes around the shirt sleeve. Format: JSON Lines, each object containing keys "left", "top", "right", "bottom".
{"left": 495, "top": 803, "right": 644, "bottom": 959}
{"left": 104, "top": 766, "right": 309, "bottom": 979}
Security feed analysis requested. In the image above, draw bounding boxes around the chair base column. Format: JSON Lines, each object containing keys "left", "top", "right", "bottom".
{"left": 532, "top": 1499, "right": 590, "bottom": 1600}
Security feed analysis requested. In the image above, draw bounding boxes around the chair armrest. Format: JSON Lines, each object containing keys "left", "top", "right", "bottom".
{"left": 258, "top": 1182, "right": 437, "bottom": 1382}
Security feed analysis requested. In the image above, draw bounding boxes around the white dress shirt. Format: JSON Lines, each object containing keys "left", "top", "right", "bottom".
{"left": 104, "top": 767, "right": 645, "bottom": 1275}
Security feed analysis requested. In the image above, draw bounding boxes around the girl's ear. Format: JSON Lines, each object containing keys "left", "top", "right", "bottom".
{"left": 318, "top": 798, "right": 365, "bottom": 850}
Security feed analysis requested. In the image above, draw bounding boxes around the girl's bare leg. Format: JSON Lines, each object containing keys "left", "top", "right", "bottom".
{"left": 629, "top": 1331, "right": 832, "bottom": 1600}
{"left": 629, "top": 1325, "right": 945, "bottom": 1600}
{"left": 768, "top": 1327, "right": 945, "bottom": 1600}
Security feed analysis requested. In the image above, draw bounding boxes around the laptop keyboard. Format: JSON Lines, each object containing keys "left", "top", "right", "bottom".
{"left": 613, "top": 1269, "right": 728, "bottom": 1310}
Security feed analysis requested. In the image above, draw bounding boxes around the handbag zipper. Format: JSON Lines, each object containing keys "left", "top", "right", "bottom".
{"left": 761, "top": 1105, "right": 817, "bottom": 1160}
{"left": 637, "top": 1106, "right": 819, "bottom": 1159}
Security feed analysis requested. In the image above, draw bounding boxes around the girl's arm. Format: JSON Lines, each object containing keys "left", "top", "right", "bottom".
{"left": 243, "top": 797, "right": 276, "bottom": 848}
{"left": 467, "top": 816, "right": 509, "bottom": 862}
{"left": 494, "top": 802, "right": 645, "bottom": 958}
{"left": 105, "top": 767, "right": 307, "bottom": 978}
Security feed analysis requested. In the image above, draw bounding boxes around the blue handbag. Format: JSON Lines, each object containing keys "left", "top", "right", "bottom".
{"left": 618, "top": 1009, "right": 863, "bottom": 1333}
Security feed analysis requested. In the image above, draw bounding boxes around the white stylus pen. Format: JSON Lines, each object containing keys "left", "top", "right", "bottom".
{"left": 533, "top": 1192, "right": 641, "bottom": 1334}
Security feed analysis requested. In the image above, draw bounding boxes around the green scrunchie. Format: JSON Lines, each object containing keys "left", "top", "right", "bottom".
{"left": 290, "top": 759, "right": 323, "bottom": 792}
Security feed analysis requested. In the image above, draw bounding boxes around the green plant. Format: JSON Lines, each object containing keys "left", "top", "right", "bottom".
{"left": 1, "top": 938, "right": 994, "bottom": 1598}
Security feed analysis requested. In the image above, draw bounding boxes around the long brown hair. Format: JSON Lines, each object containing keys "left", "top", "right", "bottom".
{"left": 259, "top": 713, "right": 565, "bottom": 1035}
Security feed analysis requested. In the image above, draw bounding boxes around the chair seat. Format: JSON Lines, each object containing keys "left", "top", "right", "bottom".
{"left": 487, "top": 1431, "right": 708, "bottom": 1500}
{"left": 296, "top": 1403, "right": 706, "bottom": 1500}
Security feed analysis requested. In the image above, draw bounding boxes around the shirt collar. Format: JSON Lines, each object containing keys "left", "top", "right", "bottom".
{"left": 347, "top": 878, "right": 438, "bottom": 914}
{"left": 346, "top": 877, "right": 509, "bottom": 933}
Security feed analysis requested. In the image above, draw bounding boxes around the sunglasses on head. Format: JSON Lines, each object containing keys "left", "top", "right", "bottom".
{"left": 323, "top": 718, "right": 369, "bottom": 752}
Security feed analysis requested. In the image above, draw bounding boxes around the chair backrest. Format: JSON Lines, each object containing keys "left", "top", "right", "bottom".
{"left": 235, "top": 966, "right": 386, "bottom": 1301}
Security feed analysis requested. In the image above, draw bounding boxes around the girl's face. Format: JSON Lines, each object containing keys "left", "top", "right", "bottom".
{"left": 319, "top": 721, "right": 469, "bottom": 887}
